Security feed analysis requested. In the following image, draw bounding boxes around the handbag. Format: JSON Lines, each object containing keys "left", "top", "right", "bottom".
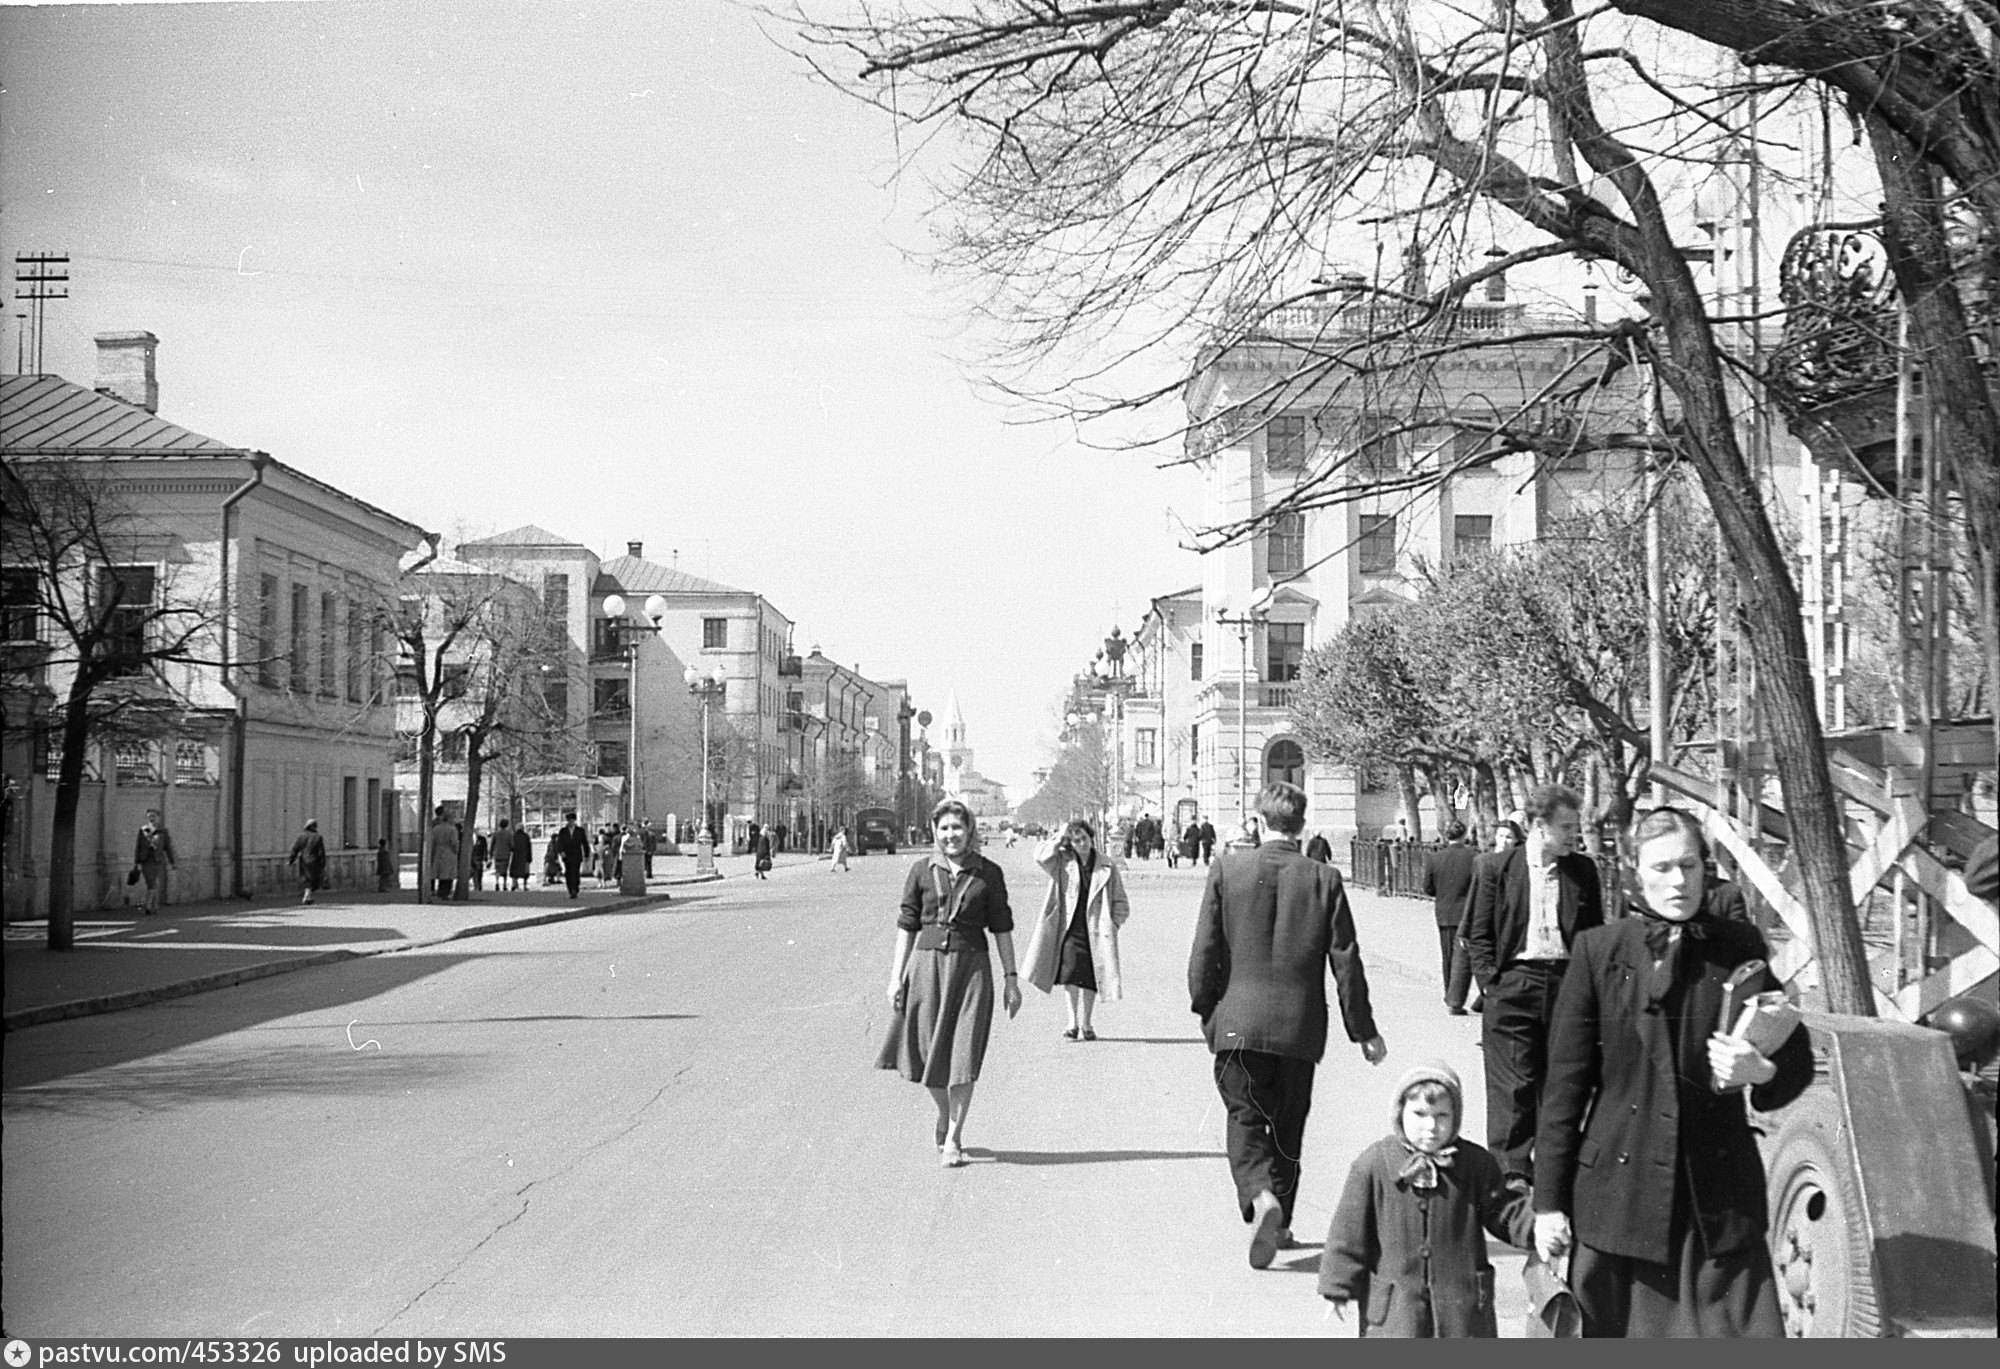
{"left": 1522, "top": 1253, "right": 1582, "bottom": 1337}
{"left": 126, "top": 866, "right": 142, "bottom": 886}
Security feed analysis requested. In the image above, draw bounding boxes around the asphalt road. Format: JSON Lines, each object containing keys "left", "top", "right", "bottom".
{"left": 3, "top": 843, "right": 1519, "bottom": 1337}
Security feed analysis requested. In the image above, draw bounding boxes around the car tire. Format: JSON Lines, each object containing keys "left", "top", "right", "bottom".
{"left": 1766, "top": 1090, "right": 1881, "bottom": 1337}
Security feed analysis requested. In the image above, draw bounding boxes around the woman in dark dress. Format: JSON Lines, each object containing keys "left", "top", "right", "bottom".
{"left": 878, "top": 798, "right": 1022, "bottom": 1167}
{"left": 1533, "top": 808, "right": 1812, "bottom": 1336}
{"left": 1023, "top": 819, "right": 1130, "bottom": 1040}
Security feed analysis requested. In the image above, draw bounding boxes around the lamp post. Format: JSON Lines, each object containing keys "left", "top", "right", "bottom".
{"left": 683, "top": 663, "right": 727, "bottom": 876}
{"left": 896, "top": 697, "right": 916, "bottom": 845}
{"left": 1212, "top": 587, "right": 1275, "bottom": 828}
{"left": 601, "top": 592, "right": 667, "bottom": 827}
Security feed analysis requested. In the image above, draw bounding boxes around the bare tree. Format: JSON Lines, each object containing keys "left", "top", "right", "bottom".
{"left": 789, "top": 0, "right": 1903, "bottom": 1011}
{"left": 1, "top": 459, "right": 237, "bottom": 949}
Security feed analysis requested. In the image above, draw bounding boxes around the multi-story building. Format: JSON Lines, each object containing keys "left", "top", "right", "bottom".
{"left": 1161, "top": 285, "right": 1647, "bottom": 844}
{"left": 937, "top": 692, "right": 1010, "bottom": 818}
{"left": 1, "top": 332, "right": 429, "bottom": 914}
{"left": 457, "top": 531, "right": 795, "bottom": 848}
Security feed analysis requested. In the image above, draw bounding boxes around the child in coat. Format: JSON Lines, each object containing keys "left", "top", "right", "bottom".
{"left": 1320, "top": 1061, "right": 1532, "bottom": 1337}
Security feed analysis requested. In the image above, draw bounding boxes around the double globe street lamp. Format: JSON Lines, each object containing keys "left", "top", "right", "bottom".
{"left": 600, "top": 593, "right": 667, "bottom": 829}
{"left": 683, "top": 663, "right": 728, "bottom": 877}
{"left": 1211, "top": 585, "right": 1275, "bottom": 829}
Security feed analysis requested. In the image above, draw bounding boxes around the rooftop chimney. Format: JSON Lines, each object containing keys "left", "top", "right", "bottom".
{"left": 627, "top": 540, "right": 644, "bottom": 559}
{"left": 95, "top": 332, "right": 159, "bottom": 413}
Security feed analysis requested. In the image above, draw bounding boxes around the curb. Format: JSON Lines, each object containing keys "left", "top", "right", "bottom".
{"left": 2, "top": 884, "right": 704, "bottom": 1032}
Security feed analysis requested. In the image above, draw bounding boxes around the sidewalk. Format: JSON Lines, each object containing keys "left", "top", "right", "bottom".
{"left": 2, "top": 850, "right": 820, "bottom": 1031}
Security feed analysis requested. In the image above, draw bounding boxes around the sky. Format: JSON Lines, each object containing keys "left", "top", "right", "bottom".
{"left": 0, "top": 0, "right": 1208, "bottom": 799}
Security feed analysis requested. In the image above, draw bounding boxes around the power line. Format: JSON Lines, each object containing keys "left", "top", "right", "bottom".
{"left": 14, "top": 252, "right": 69, "bottom": 374}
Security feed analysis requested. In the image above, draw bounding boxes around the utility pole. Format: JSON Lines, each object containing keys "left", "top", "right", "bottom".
{"left": 14, "top": 253, "right": 69, "bottom": 375}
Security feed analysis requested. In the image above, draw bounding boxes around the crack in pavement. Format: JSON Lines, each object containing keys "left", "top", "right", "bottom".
{"left": 369, "top": 1063, "right": 695, "bottom": 1335}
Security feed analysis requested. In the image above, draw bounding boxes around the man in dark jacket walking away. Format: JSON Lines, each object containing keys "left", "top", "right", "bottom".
{"left": 287, "top": 819, "right": 328, "bottom": 905}
{"left": 1422, "top": 822, "right": 1478, "bottom": 1011}
{"left": 1197, "top": 817, "right": 1217, "bottom": 865}
{"left": 1462, "top": 785, "right": 1603, "bottom": 1187}
{"left": 550, "top": 810, "right": 590, "bottom": 899}
{"left": 1188, "top": 782, "right": 1388, "bottom": 1269}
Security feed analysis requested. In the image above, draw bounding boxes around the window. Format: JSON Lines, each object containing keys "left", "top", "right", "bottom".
{"left": 1267, "top": 622, "right": 1306, "bottom": 682}
{"left": 1266, "top": 414, "right": 1312, "bottom": 471}
{"left": 394, "top": 665, "right": 421, "bottom": 698}
{"left": 98, "top": 565, "right": 156, "bottom": 675}
{"left": 1453, "top": 514, "right": 1494, "bottom": 561}
{"left": 703, "top": 617, "right": 727, "bottom": 650}
{"left": 370, "top": 617, "right": 388, "bottom": 702}
{"left": 346, "top": 601, "right": 365, "bottom": 702}
{"left": 342, "top": 776, "right": 358, "bottom": 849}
{"left": 543, "top": 678, "right": 569, "bottom": 721}
{"left": 320, "top": 592, "right": 338, "bottom": 696}
{"left": 593, "top": 677, "right": 630, "bottom": 718}
{"left": 1190, "top": 724, "right": 1201, "bottom": 766}
{"left": 1358, "top": 514, "right": 1397, "bottom": 574}
{"left": 175, "top": 738, "right": 214, "bottom": 785}
{"left": 1267, "top": 511, "right": 1306, "bottom": 576}
{"left": 258, "top": 575, "right": 281, "bottom": 687}
{"left": 1135, "top": 728, "right": 1158, "bottom": 768}
{"left": 114, "top": 740, "right": 157, "bottom": 784}
{"left": 591, "top": 616, "right": 622, "bottom": 658}
{"left": 1354, "top": 418, "right": 1403, "bottom": 473}
{"left": 290, "top": 583, "right": 310, "bottom": 690}
{"left": 1452, "top": 429, "right": 1497, "bottom": 466}
{"left": 1189, "top": 641, "right": 1204, "bottom": 681}
{"left": 1266, "top": 739, "right": 1305, "bottom": 787}
{"left": 542, "top": 572, "right": 569, "bottom": 651}
{"left": 1, "top": 568, "right": 37, "bottom": 641}
{"left": 597, "top": 739, "right": 628, "bottom": 776}
{"left": 440, "top": 730, "right": 469, "bottom": 764}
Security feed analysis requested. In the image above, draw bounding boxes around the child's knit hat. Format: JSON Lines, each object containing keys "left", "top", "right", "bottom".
{"left": 1390, "top": 1060, "right": 1464, "bottom": 1134}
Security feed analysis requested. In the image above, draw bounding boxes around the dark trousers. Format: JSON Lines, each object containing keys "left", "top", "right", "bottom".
{"left": 1447, "top": 936, "right": 1477, "bottom": 1010}
{"left": 433, "top": 878, "right": 453, "bottom": 899}
{"left": 1212, "top": 1049, "right": 1316, "bottom": 1228}
{"left": 562, "top": 859, "right": 582, "bottom": 897}
{"left": 1482, "top": 959, "right": 1568, "bottom": 1179}
{"left": 1437, "top": 924, "right": 1458, "bottom": 998}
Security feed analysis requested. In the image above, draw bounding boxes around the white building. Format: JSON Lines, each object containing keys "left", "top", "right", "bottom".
{"left": 2, "top": 333, "right": 429, "bottom": 914}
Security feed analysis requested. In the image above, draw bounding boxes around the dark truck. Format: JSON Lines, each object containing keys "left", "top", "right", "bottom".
{"left": 854, "top": 807, "right": 898, "bottom": 855}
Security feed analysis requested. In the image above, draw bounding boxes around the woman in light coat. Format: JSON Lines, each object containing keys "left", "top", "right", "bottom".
{"left": 1023, "top": 818, "right": 1130, "bottom": 1039}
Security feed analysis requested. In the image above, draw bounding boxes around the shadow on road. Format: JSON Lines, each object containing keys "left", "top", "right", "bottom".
{"left": 359, "top": 1013, "right": 699, "bottom": 1026}
{"left": 965, "top": 1147, "right": 1227, "bottom": 1166}
{"left": 2, "top": 950, "right": 492, "bottom": 1092}
{"left": 4, "top": 1039, "right": 473, "bottom": 1115}
{"left": 1090, "top": 1036, "right": 1206, "bottom": 1045}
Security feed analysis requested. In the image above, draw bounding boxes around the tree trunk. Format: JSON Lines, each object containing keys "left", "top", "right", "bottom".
{"left": 1470, "top": 760, "right": 1500, "bottom": 840}
{"left": 1396, "top": 762, "right": 1424, "bottom": 842}
{"left": 1641, "top": 237, "right": 1877, "bottom": 1014}
{"left": 458, "top": 739, "right": 486, "bottom": 901}
{"left": 44, "top": 681, "right": 97, "bottom": 951}
{"left": 416, "top": 721, "right": 435, "bottom": 905}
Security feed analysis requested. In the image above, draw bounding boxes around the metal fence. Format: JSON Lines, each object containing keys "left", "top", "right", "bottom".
{"left": 1348, "top": 837, "right": 1626, "bottom": 908}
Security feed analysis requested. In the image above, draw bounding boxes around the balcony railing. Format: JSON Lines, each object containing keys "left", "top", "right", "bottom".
{"left": 1194, "top": 679, "right": 1300, "bottom": 711}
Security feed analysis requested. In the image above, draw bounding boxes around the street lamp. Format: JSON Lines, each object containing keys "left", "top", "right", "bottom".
{"left": 683, "top": 662, "right": 728, "bottom": 876}
{"left": 601, "top": 592, "right": 667, "bottom": 827}
{"left": 1212, "top": 587, "right": 1275, "bottom": 828}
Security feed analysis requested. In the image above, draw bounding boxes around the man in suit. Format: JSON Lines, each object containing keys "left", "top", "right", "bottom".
{"left": 1189, "top": 782, "right": 1389, "bottom": 1269}
{"left": 550, "top": 810, "right": 591, "bottom": 899}
{"left": 1422, "top": 820, "right": 1478, "bottom": 1012}
{"left": 1464, "top": 784, "right": 1603, "bottom": 1186}
{"left": 1197, "top": 817, "right": 1216, "bottom": 865}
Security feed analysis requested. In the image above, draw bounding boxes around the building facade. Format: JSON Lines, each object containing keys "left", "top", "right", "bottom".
{"left": 1, "top": 333, "right": 429, "bottom": 915}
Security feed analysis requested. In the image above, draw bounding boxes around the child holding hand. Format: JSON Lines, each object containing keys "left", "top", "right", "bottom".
{"left": 1319, "top": 1062, "right": 1531, "bottom": 1337}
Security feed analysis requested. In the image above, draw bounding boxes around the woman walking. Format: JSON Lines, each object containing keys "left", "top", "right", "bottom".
{"left": 132, "top": 808, "right": 177, "bottom": 915}
{"left": 1532, "top": 808, "right": 1811, "bottom": 1336}
{"left": 877, "top": 798, "right": 1022, "bottom": 1167}
{"left": 597, "top": 825, "right": 618, "bottom": 888}
{"left": 509, "top": 822, "right": 532, "bottom": 891}
{"left": 287, "top": 819, "right": 328, "bottom": 906}
{"left": 830, "top": 826, "right": 850, "bottom": 872}
{"left": 754, "top": 825, "right": 773, "bottom": 879}
{"left": 1024, "top": 818, "right": 1130, "bottom": 1040}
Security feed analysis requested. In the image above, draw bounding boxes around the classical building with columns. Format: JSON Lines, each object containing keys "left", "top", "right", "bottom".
{"left": 1139, "top": 283, "right": 1647, "bottom": 846}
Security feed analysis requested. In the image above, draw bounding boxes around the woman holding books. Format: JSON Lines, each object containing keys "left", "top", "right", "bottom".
{"left": 1530, "top": 808, "right": 1812, "bottom": 1337}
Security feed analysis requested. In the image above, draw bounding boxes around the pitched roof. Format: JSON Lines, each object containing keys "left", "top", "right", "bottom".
{"left": 1, "top": 374, "right": 239, "bottom": 453}
{"left": 459, "top": 524, "right": 583, "bottom": 549}
{"left": 597, "top": 554, "right": 744, "bottom": 597}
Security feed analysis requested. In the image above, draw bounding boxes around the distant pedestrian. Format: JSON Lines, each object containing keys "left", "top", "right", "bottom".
{"left": 1320, "top": 1062, "right": 1532, "bottom": 1337}
{"left": 754, "top": 827, "right": 773, "bottom": 878}
{"left": 1024, "top": 819, "right": 1130, "bottom": 1041}
{"left": 831, "top": 827, "right": 851, "bottom": 871}
{"left": 597, "top": 826, "right": 618, "bottom": 888}
{"left": 1422, "top": 822, "right": 1478, "bottom": 1010}
{"left": 642, "top": 822, "right": 657, "bottom": 879}
{"left": 1463, "top": 785, "right": 1604, "bottom": 1187}
{"left": 877, "top": 798, "right": 1022, "bottom": 1168}
{"left": 1188, "top": 782, "right": 1387, "bottom": 1268}
{"left": 491, "top": 821, "right": 511, "bottom": 888}
{"left": 132, "top": 808, "right": 177, "bottom": 915}
{"left": 549, "top": 810, "right": 591, "bottom": 898}
{"left": 1305, "top": 830, "right": 1333, "bottom": 864}
{"left": 1533, "top": 808, "right": 1810, "bottom": 1336}
{"left": 1179, "top": 823, "right": 1201, "bottom": 866}
{"left": 375, "top": 837, "right": 396, "bottom": 893}
{"left": 1165, "top": 823, "right": 1181, "bottom": 868}
{"left": 1452, "top": 821, "right": 1523, "bottom": 1014}
{"left": 287, "top": 819, "right": 328, "bottom": 905}
{"left": 427, "top": 807, "right": 460, "bottom": 901}
{"left": 1197, "top": 817, "right": 1217, "bottom": 864}
{"left": 510, "top": 822, "right": 532, "bottom": 890}
{"left": 470, "top": 830, "right": 489, "bottom": 891}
